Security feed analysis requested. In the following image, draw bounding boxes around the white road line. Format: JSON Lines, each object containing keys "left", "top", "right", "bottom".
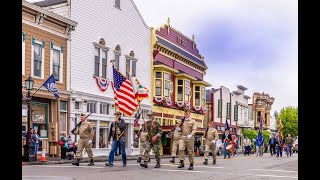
{"left": 153, "top": 169, "right": 205, "bottom": 173}
{"left": 152, "top": 169, "right": 298, "bottom": 179}
{"left": 25, "top": 165, "right": 105, "bottom": 169}
{"left": 250, "top": 169, "right": 298, "bottom": 173}
{"left": 195, "top": 166, "right": 224, "bottom": 168}
{"left": 256, "top": 174, "right": 298, "bottom": 179}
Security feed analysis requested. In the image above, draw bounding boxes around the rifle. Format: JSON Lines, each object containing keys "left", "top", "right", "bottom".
{"left": 203, "top": 127, "right": 209, "bottom": 139}
{"left": 71, "top": 112, "right": 93, "bottom": 134}
{"left": 167, "top": 117, "right": 185, "bottom": 138}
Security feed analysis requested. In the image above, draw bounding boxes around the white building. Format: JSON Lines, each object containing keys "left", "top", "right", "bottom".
{"left": 36, "top": 0, "right": 152, "bottom": 156}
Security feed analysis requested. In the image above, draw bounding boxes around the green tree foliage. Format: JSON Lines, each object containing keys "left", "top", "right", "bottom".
{"left": 242, "top": 129, "right": 257, "bottom": 142}
{"left": 279, "top": 106, "right": 298, "bottom": 138}
{"left": 263, "top": 131, "right": 270, "bottom": 144}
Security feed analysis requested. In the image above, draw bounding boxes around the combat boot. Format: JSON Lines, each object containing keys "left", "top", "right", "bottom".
{"left": 72, "top": 158, "right": 80, "bottom": 166}
{"left": 105, "top": 162, "right": 113, "bottom": 167}
{"left": 178, "top": 160, "right": 184, "bottom": 168}
{"left": 137, "top": 157, "right": 142, "bottom": 163}
{"left": 170, "top": 157, "right": 175, "bottom": 163}
{"left": 154, "top": 162, "right": 161, "bottom": 168}
{"left": 148, "top": 158, "right": 151, "bottom": 162}
{"left": 188, "top": 163, "right": 193, "bottom": 170}
{"left": 88, "top": 159, "right": 94, "bottom": 166}
{"left": 212, "top": 158, "right": 216, "bottom": 165}
{"left": 140, "top": 161, "right": 148, "bottom": 168}
{"left": 203, "top": 159, "right": 208, "bottom": 165}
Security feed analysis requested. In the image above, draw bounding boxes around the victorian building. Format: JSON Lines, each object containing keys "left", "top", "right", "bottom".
{"left": 251, "top": 92, "right": 275, "bottom": 130}
{"left": 22, "top": 0, "right": 77, "bottom": 157}
{"left": 151, "top": 19, "right": 211, "bottom": 155}
{"left": 36, "top": 0, "right": 152, "bottom": 156}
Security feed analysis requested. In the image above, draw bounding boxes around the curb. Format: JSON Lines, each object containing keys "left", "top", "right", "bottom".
{"left": 22, "top": 155, "right": 175, "bottom": 166}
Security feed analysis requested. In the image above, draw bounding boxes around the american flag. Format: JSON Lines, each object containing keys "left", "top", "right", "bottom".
{"left": 134, "top": 111, "right": 142, "bottom": 127}
{"left": 112, "top": 66, "right": 138, "bottom": 116}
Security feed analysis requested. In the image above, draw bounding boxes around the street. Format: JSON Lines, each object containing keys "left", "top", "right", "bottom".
{"left": 22, "top": 154, "right": 298, "bottom": 180}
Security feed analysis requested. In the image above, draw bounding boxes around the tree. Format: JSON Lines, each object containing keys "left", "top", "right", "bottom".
{"left": 243, "top": 129, "right": 257, "bottom": 143}
{"left": 279, "top": 106, "right": 298, "bottom": 138}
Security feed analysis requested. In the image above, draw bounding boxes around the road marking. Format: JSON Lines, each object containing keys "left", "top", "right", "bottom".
{"left": 153, "top": 169, "right": 205, "bottom": 173}
{"left": 256, "top": 174, "right": 298, "bottom": 179}
{"left": 193, "top": 165, "right": 224, "bottom": 168}
{"left": 250, "top": 169, "right": 298, "bottom": 173}
{"left": 25, "top": 165, "right": 105, "bottom": 169}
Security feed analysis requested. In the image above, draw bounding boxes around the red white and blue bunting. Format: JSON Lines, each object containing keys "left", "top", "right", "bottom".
{"left": 184, "top": 101, "right": 191, "bottom": 109}
{"left": 193, "top": 106, "right": 202, "bottom": 112}
{"left": 175, "top": 102, "right": 184, "bottom": 109}
{"left": 164, "top": 97, "right": 173, "bottom": 107}
{"left": 154, "top": 97, "right": 164, "bottom": 104}
{"left": 95, "top": 77, "right": 110, "bottom": 92}
{"left": 201, "top": 106, "right": 207, "bottom": 114}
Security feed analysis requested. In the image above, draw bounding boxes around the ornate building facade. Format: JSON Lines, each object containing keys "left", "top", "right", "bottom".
{"left": 151, "top": 19, "right": 211, "bottom": 154}
{"left": 252, "top": 92, "right": 275, "bottom": 130}
{"left": 22, "top": 0, "right": 77, "bottom": 157}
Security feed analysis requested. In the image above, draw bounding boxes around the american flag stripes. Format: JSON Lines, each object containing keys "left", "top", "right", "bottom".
{"left": 112, "top": 66, "right": 138, "bottom": 116}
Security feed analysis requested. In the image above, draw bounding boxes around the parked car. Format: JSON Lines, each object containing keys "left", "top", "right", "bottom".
{"left": 293, "top": 137, "right": 298, "bottom": 153}
{"left": 199, "top": 139, "right": 222, "bottom": 156}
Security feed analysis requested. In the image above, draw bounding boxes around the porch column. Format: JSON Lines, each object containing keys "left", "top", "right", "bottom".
{"left": 96, "top": 120, "right": 100, "bottom": 149}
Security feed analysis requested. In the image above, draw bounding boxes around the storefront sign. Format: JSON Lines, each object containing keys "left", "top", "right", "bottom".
{"left": 32, "top": 114, "right": 45, "bottom": 123}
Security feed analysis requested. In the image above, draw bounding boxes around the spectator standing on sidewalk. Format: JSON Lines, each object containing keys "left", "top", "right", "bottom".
{"left": 285, "top": 134, "right": 294, "bottom": 157}
{"left": 60, "top": 131, "right": 68, "bottom": 160}
{"left": 32, "top": 130, "right": 40, "bottom": 156}
{"left": 243, "top": 136, "right": 251, "bottom": 156}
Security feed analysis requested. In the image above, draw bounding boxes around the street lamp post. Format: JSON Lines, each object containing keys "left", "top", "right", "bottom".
{"left": 23, "top": 76, "right": 37, "bottom": 162}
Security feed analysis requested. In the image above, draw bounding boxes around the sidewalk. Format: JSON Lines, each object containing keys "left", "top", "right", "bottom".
{"left": 22, "top": 154, "right": 175, "bottom": 166}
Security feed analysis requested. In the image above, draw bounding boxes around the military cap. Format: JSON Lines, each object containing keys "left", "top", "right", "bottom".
{"left": 80, "top": 113, "right": 87, "bottom": 117}
{"left": 184, "top": 108, "right": 191, "bottom": 113}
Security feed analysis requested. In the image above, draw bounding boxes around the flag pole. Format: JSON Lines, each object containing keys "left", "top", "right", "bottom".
{"left": 31, "top": 85, "right": 43, "bottom": 97}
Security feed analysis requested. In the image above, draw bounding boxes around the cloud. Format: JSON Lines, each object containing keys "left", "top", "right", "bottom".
{"left": 134, "top": 0, "right": 298, "bottom": 113}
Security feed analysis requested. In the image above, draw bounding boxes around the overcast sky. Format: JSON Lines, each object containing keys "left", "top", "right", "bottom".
{"left": 133, "top": 0, "right": 298, "bottom": 114}
{"left": 28, "top": 0, "right": 298, "bottom": 114}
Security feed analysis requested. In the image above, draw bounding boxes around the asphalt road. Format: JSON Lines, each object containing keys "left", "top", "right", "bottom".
{"left": 22, "top": 153, "right": 298, "bottom": 180}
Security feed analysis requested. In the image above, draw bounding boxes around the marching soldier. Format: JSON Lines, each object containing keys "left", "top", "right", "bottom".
{"left": 106, "top": 112, "right": 127, "bottom": 167}
{"left": 72, "top": 113, "right": 94, "bottom": 166}
{"left": 203, "top": 121, "right": 218, "bottom": 165}
{"left": 166, "top": 119, "right": 182, "bottom": 163}
{"left": 140, "top": 111, "right": 163, "bottom": 168}
{"left": 178, "top": 109, "right": 197, "bottom": 170}
{"left": 136, "top": 123, "right": 149, "bottom": 163}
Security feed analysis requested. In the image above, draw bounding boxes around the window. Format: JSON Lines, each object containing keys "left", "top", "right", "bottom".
{"left": 195, "top": 86, "right": 200, "bottom": 106}
{"left": 33, "top": 43, "right": 43, "bottom": 78}
{"left": 102, "top": 50, "right": 107, "bottom": 78}
{"left": 75, "top": 102, "right": 80, "bottom": 110}
{"left": 52, "top": 49, "right": 60, "bottom": 81}
{"left": 100, "top": 103, "right": 109, "bottom": 115}
{"left": 201, "top": 87, "right": 206, "bottom": 106}
{"left": 164, "top": 73, "right": 170, "bottom": 97}
{"left": 177, "top": 80, "right": 183, "bottom": 101}
{"left": 87, "top": 102, "right": 97, "bottom": 113}
{"left": 132, "top": 60, "right": 136, "bottom": 77}
{"left": 115, "top": 0, "right": 120, "bottom": 9}
{"left": 185, "top": 80, "right": 191, "bottom": 102}
{"left": 94, "top": 47, "right": 100, "bottom": 77}
{"left": 114, "top": 45, "right": 121, "bottom": 70}
{"left": 155, "top": 72, "right": 162, "bottom": 96}
{"left": 60, "top": 101, "right": 67, "bottom": 132}
{"left": 99, "top": 121, "right": 109, "bottom": 148}
{"left": 22, "top": 32, "right": 26, "bottom": 75}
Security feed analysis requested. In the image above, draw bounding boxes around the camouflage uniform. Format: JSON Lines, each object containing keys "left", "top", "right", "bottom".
{"left": 140, "top": 112, "right": 163, "bottom": 168}
{"left": 203, "top": 127, "right": 218, "bottom": 165}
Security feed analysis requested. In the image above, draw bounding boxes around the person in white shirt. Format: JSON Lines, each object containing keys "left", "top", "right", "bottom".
{"left": 243, "top": 136, "right": 252, "bottom": 156}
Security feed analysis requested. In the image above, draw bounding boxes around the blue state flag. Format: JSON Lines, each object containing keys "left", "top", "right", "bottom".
{"left": 42, "top": 74, "right": 59, "bottom": 99}
{"left": 225, "top": 119, "right": 229, "bottom": 130}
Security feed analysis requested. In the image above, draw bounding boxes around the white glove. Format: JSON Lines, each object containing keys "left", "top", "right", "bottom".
{"left": 88, "top": 140, "right": 92, "bottom": 144}
{"left": 211, "top": 140, "right": 216, "bottom": 144}
{"left": 166, "top": 134, "right": 170, "bottom": 138}
{"left": 175, "top": 127, "right": 181, "bottom": 131}
{"left": 135, "top": 135, "right": 138, "bottom": 139}
{"left": 187, "top": 134, "right": 192, "bottom": 139}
